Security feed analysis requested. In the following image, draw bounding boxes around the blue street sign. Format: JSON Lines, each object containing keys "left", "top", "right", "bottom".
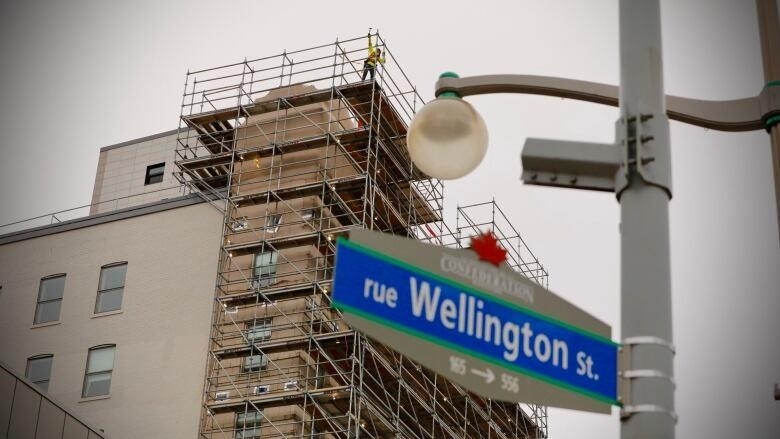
{"left": 332, "top": 235, "right": 619, "bottom": 409}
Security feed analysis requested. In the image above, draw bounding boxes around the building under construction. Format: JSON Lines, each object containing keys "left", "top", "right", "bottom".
{"left": 173, "top": 35, "right": 549, "bottom": 439}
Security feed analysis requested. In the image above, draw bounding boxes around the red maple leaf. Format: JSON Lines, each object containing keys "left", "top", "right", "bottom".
{"left": 469, "top": 231, "right": 508, "bottom": 266}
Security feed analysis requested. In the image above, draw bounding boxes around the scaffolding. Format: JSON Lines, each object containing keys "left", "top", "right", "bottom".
{"left": 173, "top": 34, "right": 548, "bottom": 439}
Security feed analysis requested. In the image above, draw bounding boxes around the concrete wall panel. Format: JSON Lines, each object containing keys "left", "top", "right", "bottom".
{"left": 0, "top": 367, "right": 15, "bottom": 436}
{"left": 36, "top": 399, "right": 66, "bottom": 439}
{"left": 62, "top": 415, "right": 88, "bottom": 439}
{"left": 7, "top": 382, "right": 41, "bottom": 439}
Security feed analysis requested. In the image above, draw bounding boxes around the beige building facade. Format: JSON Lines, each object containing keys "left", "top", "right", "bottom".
{"left": 0, "top": 198, "right": 222, "bottom": 438}
{"left": 89, "top": 129, "right": 183, "bottom": 215}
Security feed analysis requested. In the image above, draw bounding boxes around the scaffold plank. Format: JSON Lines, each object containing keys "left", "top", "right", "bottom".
{"left": 212, "top": 331, "right": 352, "bottom": 359}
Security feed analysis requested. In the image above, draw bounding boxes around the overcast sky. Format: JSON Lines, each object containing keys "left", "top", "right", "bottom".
{"left": 1, "top": 1, "right": 778, "bottom": 438}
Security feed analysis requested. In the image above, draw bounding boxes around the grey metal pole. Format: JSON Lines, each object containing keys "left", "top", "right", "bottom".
{"left": 756, "top": 0, "right": 780, "bottom": 237}
{"left": 619, "top": 1, "right": 675, "bottom": 438}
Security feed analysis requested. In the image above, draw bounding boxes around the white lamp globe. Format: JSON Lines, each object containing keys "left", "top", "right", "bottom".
{"left": 407, "top": 95, "right": 488, "bottom": 180}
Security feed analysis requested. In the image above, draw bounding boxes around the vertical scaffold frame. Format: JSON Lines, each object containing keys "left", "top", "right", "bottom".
{"left": 174, "top": 34, "right": 548, "bottom": 439}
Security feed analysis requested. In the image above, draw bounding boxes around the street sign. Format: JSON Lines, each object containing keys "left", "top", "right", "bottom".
{"left": 332, "top": 229, "right": 619, "bottom": 413}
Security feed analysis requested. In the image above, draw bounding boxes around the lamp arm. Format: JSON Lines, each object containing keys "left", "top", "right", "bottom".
{"left": 435, "top": 74, "right": 777, "bottom": 132}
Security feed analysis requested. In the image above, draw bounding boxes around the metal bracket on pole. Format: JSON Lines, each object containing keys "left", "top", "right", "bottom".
{"left": 618, "top": 336, "right": 678, "bottom": 422}
{"left": 520, "top": 113, "right": 673, "bottom": 199}
{"left": 622, "top": 335, "right": 676, "bottom": 353}
{"left": 621, "top": 369, "right": 676, "bottom": 388}
{"left": 760, "top": 82, "right": 780, "bottom": 131}
{"left": 614, "top": 114, "right": 672, "bottom": 199}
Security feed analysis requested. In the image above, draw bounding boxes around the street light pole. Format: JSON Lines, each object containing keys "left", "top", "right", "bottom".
{"left": 407, "top": 1, "right": 780, "bottom": 437}
{"left": 616, "top": 2, "right": 675, "bottom": 438}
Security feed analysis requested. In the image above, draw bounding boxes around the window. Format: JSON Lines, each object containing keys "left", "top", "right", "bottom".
{"left": 243, "top": 351, "right": 267, "bottom": 373}
{"left": 26, "top": 355, "right": 53, "bottom": 392}
{"left": 301, "top": 209, "right": 317, "bottom": 221}
{"left": 246, "top": 319, "right": 272, "bottom": 342}
{"left": 82, "top": 345, "right": 115, "bottom": 397}
{"left": 144, "top": 162, "right": 165, "bottom": 185}
{"left": 231, "top": 217, "right": 249, "bottom": 232}
{"left": 95, "top": 263, "right": 127, "bottom": 313}
{"left": 252, "top": 251, "right": 278, "bottom": 288}
{"left": 235, "top": 410, "right": 262, "bottom": 438}
{"left": 34, "top": 274, "right": 65, "bottom": 324}
{"left": 264, "top": 214, "right": 282, "bottom": 233}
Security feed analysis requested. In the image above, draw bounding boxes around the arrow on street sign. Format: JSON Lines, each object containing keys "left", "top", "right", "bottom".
{"left": 471, "top": 367, "right": 495, "bottom": 384}
{"left": 332, "top": 229, "right": 619, "bottom": 414}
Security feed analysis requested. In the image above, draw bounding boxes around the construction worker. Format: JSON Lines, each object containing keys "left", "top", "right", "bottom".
{"left": 361, "top": 33, "right": 385, "bottom": 81}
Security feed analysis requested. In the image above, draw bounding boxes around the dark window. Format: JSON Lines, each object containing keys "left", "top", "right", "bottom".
{"left": 243, "top": 350, "right": 267, "bottom": 373}
{"left": 230, "top": 218, "right": 249, "bottom": 232}
{"left": 26, "top": 355, "right": 53, "bottom": 392}
{"left": 252, "top": 251, "right": 278, "bottom": 288}
{"left": 235, "top": 410, "right": 262, "bottom": 438}
{"left": 301, "top": 209, "right": 318, "bottom": 221}
{"left": 144, "top": 162, "right": 165, "bottom": 185}
{"left": 34, "top": 275, "right": 65, "bottom": 324}
{"left": 82, "top": 345, "right": 115, "bottom": 397}
{"left": 95, "top": 263, "right": 127, "bottom": 313}
{"left": 264, "top": 214, "right": 282, "bottom": 233}
{"left": 246, "top": 319, "right": 272, "bottom": 342}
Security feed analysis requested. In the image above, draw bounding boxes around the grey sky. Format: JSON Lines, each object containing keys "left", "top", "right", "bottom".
{"left": 1, "top": 1, "right": 778, "bottom": 438}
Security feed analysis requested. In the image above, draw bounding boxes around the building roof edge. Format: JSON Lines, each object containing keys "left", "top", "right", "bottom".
{"left": 100, "top": 128, "right": 181, "bottom": 152}
{"left": 0, "top": 194, "right": 205, "bottom": 245}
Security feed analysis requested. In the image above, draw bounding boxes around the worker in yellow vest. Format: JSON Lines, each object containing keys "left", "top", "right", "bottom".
{"left": 361, "top": 33, "right": 385, "bottom": 81}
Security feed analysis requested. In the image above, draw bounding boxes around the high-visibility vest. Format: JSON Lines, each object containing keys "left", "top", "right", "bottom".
{"left": 366, "top": 37, "right": 385, "bottom": 67}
